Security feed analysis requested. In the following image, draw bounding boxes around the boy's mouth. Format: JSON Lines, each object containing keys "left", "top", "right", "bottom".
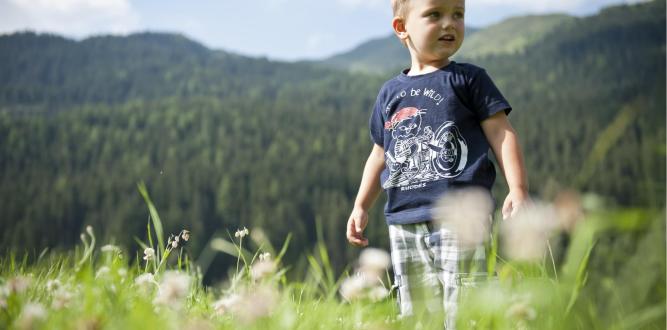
{"left": 439, "top": 34, "right": 456, "bottom": 42}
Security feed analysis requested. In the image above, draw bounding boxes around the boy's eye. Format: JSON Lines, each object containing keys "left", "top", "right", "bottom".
{"left": 427, "top": 11, "right": 441, "bottom": 19}
{"left": 453, "top": 11, "right": 464, "bottom": 19}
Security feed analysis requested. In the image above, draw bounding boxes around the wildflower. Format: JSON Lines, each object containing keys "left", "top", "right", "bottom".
{"left": 259, "top": 252, "right": 271, "bottom": 261}
{"left": 234, "top": 227, "right": 249, "bottom": 239}
{"left": 16, "top": 302, "right": 47, "bottom": 329}
{"left": 6, "top": 276, "right": 31, "bottom": 295}
{"left": 46, "top": 279, "right": 61, "bottom": 292}
{"left": 134, "top": 273, "right": 157, "bottom": 292}
{"left": 95, "top": 266, "right": 111, "bottom": 279}
{"left": 154, "top": 271, "right": 191, "bottom": 308}
{"left": 52, "top": 288, "right": 73, "bottom": 310}
{"left": 553, "top": 190, "right": 584, "bottom": 233}
{"left": 117, "top": 268, "right": 128, "bottom": 278}
{"left": 367, "top": 286, "right": 390, "bottom": 302}
{"left": 506, "top": 301, "right": 537, "bottom": 321}
{"left": 171, "top": 237, "right": 179, "bottom": 249}
{"left": 235, "top": 286, "right": 279, "bottom": 323}
{"left": 212, "top": 293, "right": 241, "bottom": 316}
{"left": 501, "top": 203, "right": 559, "bottom": 261}
{"left": 101, "top": 244, "right": 121, "bottom": 253}
{"left": 433, "top": 187, "right": 494, "bottom": 249}
{"left": 143, "top": 248, "right": 155, "bottom": 261}
{"left": 251, "top": 260, "right": 277, "bottom": 281}
{"left": 86, "top": 225, "right": 94, "bottom": 236}
{"left": 180, "top": 230, "right": 190, "bottom": 242}
{"left": 339, "top": 275, "right": 367, "bottom": 302}
{"left": 358, "top": 248, "right": 390, "bottom": 278}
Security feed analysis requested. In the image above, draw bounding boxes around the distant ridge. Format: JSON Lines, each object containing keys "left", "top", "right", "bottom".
{"left": 322, "top": 13, "right": 576, "bottom": 73}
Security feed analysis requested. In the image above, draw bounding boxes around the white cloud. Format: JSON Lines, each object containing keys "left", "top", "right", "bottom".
{"left": 0, "top": 0, "right": 140, "bottom": 37}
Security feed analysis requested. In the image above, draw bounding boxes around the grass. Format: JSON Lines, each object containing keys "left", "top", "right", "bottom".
{"left": 0, "top": 188, "right": 664, "bottom": 329}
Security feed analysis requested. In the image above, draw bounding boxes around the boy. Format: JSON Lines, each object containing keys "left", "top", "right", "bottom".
{"left": 346, "top": 0, "right": 529, "bottom": 327}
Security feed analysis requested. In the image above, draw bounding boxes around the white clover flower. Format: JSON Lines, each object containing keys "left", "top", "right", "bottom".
{"left": 17, "top": 302, "right": 47, "bottom": 329}
{"left": 45, "top": 279, "right": 61, "bottom": 292}
{"left": 51, "top": 288, "right": 73, "bottom": 310}
{"left": 234, "top": 227, "right": 249, "bottom": 239}
{"left": 101, "top": 245, "right": 121, "bottom": 253}
{"left": 433, "top": 187, "right": 494, "bottom": 249}
{"left": 154, "top": 271, "right": 191, "bottom": 308}
{"left": 234, "top": 286, "right": 279, "bottom": 324}
{"left": 259, "top": 252, "right": 271, "bottom": 261}
{"left": 367, "top": 286, "right": 390, "bottom": 302}
{"left": 506, "top": 301, "right": 537, "bottom": 321}
{"left": 95, "top": 266, "right": 111, "bottom": 279}
{"left": 143, "top": 248, "right": 155, "bottom": 261}
{"left": 339, "top": 275, "right": 367, "bottom": 302}
{"left": 251, "top": 260, "right": 277, "bottom": 281}
{"left": 134, "top": 273, "right": 157, "bottom": 292}
{"left": 212, "top": 293, "right": 241, "bottom": 316}
{"left": 6, "top": 276, "right": 31, "bottom": 294}
{"left": 502, "top": 202, "right": 559, "bottom": 261}
{"left": 553, "top": 190, "right": 584, "bottom": 233}
{"left": 358, "top": 248, "right": 390, "bottom": 277}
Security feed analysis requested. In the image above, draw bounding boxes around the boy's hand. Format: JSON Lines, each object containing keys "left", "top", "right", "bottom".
{"left": 502, "top": 189, "right": 529, "bottom": 220}
{"left": 346, "top": 208, "right": 369, "bottom": 247}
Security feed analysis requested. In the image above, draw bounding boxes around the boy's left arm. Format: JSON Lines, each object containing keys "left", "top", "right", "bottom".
{"left": 481, "top": 111, "right": 529, "bottom": 219}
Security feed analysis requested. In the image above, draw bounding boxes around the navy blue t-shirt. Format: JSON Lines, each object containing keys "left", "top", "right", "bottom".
{"left": 369, "top": 62, "right": 511, "bottom": 225}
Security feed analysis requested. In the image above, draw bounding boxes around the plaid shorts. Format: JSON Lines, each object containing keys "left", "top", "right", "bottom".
{"left": 389, "top": 221, "right": 492, "bottom": 329}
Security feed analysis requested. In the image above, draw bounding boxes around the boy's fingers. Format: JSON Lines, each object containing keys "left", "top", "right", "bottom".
{"left": 502, "top": 199, "right": 512, "bottom": 220}
{"left": 346, "top": 217, "right": 368, "bottom": 247}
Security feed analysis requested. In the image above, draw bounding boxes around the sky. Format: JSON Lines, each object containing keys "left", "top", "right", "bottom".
{"left": 0, "top": 0, "right": 647, "bottom": 61}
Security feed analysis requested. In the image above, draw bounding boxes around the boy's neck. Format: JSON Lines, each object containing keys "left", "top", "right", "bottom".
{"left": 407, "top": 58, "right": 451, "bottom": 76}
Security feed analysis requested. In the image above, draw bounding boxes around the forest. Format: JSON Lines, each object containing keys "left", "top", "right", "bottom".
{"left": 0, "top": 0, "right": 664, "bottom": 282}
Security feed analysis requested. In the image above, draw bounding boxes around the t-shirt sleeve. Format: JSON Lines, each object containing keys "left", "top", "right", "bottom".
{"left": 369, "top": 93, "right": 385, "bottom": 146}
{"left": 469, "top": 68, "right": 512, "bottom": 120}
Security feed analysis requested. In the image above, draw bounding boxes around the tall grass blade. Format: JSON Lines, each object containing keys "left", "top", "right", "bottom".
{"left": 137, "top": 181, "right": 165, "bottom": 256}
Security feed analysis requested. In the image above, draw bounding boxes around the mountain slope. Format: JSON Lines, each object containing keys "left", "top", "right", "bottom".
{"left": 322, "top": 14, "right": 574, "bottom": 73}
{"left": 0, "top": 0, "right": 663, "bottom": 273}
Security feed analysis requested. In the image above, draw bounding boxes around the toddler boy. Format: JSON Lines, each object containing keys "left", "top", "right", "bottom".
{"left": 346, "top": 0, "right": 529, "bottom": 328}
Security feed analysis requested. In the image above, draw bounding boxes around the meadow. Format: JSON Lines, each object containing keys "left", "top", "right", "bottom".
{"left": 1, "top": 184, "right": 663, "bottom": 330}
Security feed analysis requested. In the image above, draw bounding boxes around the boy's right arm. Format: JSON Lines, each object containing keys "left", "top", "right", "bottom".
{"left": 346, "top": 143, "right": 385, "bottom": 247}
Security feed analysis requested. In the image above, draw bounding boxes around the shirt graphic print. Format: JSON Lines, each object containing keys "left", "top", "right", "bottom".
{"left": 383, "top": 106, "right": 468, "bottom": 189}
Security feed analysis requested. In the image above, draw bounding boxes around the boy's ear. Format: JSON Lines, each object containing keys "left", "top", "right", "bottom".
{"left": 392, "top": 16, "right": 408, "bottom": 42}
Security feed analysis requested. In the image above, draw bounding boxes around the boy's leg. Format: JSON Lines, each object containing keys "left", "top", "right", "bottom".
{"left": 430, "top": 222, "right": 490, "bottom": 329}
{"left": 388, "top": 223, "right": 443, "bottom": 320}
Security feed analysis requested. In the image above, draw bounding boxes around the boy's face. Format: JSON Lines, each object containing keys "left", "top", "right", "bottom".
{"left": 400, "top": 0, "right": 465, "bottom": 65}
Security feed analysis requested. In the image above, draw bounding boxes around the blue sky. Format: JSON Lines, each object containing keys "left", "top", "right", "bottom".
{"left": 0, "top": 0, "right": 646, "bottom": 61}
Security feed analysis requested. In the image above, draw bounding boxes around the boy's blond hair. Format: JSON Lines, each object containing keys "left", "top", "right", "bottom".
{"left": 391, "top": 0, "right": 410, "bottom": 18}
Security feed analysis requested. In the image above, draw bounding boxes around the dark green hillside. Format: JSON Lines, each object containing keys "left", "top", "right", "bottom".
{"left": 479, "top": 0, "right": 666, "bottom": 205}
{"left": 0, "top": 0, "right": 664, "bottom": 280}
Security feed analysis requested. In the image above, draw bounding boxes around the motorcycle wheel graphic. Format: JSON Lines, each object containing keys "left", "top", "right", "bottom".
{"left": 431, "top": 122, "right": 468, "bottom": 178}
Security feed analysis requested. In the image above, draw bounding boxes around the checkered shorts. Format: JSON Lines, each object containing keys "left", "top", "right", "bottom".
{"left": 389, "top": 221, "right": 492, "bottom": 329}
